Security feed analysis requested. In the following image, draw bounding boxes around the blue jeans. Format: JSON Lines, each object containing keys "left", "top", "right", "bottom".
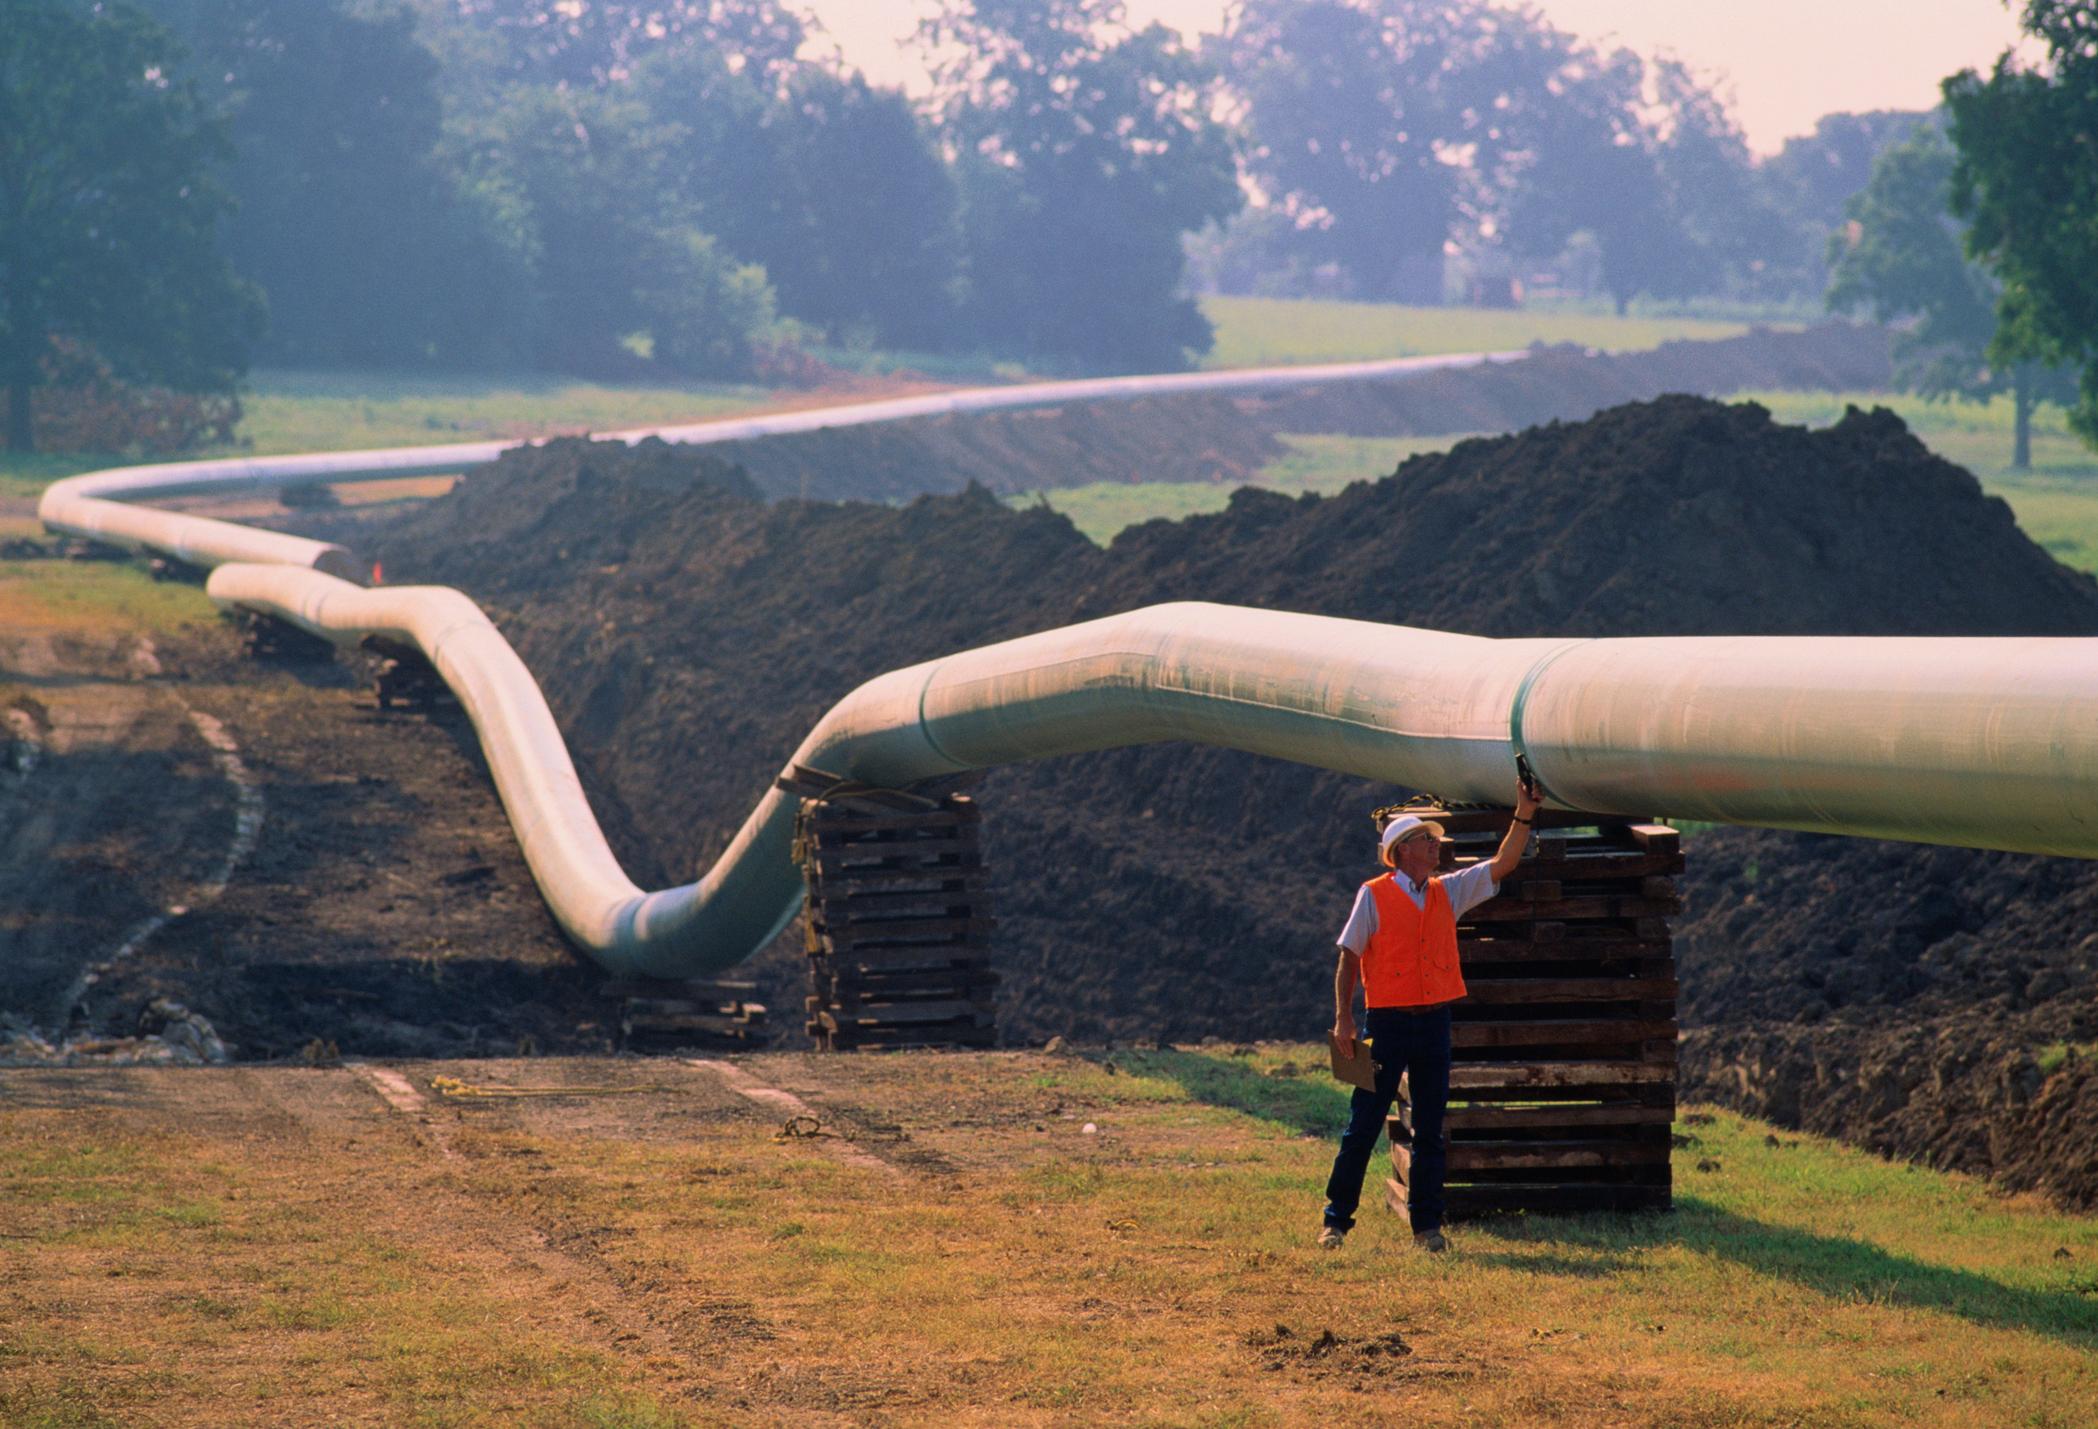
{"left": 1322, "top": 1004, "right": 1453, "bottom": 1234}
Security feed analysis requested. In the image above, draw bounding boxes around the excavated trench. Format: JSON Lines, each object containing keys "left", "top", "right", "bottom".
{"left": 13, "top": 325, "right": 2098, "bottom": 1206}
{"left": 295, "top": 391, "right": 2098, "bottom": 1206}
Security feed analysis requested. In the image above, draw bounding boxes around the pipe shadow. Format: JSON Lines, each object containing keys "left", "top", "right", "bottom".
{"left": 1119, "top": 1050, "right": 2097, "bottom": 1348}
{"left": 1109, "top": 1047, "right": 1355, "bottom": 1136}
{"left": 1467, "top": 1196, "right": 2098, "bottom": 1349}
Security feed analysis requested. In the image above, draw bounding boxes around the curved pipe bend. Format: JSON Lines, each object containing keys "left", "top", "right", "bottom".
{"left": 207, "top": 565, "right": 2098, "bottom": 977}
{"left": 37, "top": 350, "right": 2098, "bottom": 976}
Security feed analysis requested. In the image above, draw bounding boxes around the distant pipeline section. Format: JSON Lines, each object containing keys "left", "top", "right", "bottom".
{"left": 37, "top": 351, "right": 2098, "bottom": 978}
{"left": 36, "top": 346, "right": 1524, "bottom": 563}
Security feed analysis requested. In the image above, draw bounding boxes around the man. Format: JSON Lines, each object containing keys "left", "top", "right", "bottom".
{"left": 1319, "top": 778, "right": 1542, "bottom": 1253}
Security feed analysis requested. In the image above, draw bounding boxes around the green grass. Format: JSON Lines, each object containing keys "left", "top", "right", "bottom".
{"left": 0, "top": 453, "right": 103, "bottom": 504}
{"left": 0, "top": 369, "right": 790, "bottom": 507}
{"left": 0, "top": 553, "right": 219, "bottom": 636}
{"left": 2038, "top": 1041, "right": 2096, "bottom": 1077}
{"left": 233, "top": 367, "right": 782, "bottom": 457}
{"left": 1022, "top": 433, "right": 1476, "bottom": 543}
{"left": 1199, "top": 295, "right": 1772, "bottom": 370}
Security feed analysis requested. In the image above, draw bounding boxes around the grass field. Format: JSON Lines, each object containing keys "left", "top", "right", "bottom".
{"left": 0, "top": 559, "right": 217, "bottom": 638}
{"left": 0, "top": 453, "right": 103, "bottom": 505}
{"left": 1199, "top": 297, "right": 1770, "bottom": 370}
{"left": 233, "top": 368, "right": 784, "bottom": 457}
{"left": 1031, "top": 434, "right": 1468, "bottom": 543}
{"left": 2, "top": 1046, "right": 2092, "bottom": 1426}
{"left": 10, "top": 346, "right": 2096, "bottom": 576}
{"left": 0, "top": 369, "right": 789, "bottom": 505}
{"left": 5, "top": 302, "right": 1800, "bottom": 504}
{"left": 0, "top": 546, "right": 219, "bottom": 638}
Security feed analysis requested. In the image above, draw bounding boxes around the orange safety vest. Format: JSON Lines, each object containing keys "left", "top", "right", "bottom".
{"left": 1360, "top": 873, "right": 1468, "bottom": 1009}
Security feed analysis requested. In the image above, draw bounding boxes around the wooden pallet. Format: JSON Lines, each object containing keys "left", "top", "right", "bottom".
{"left": 1383, "top": 807, "right": 1679, "bottom": 1224}
{"left": 603, "top": 977, "right": 769, "bottom": 1052}
{"left": 790, "top": 774, "right": 997, "bottom": 1052}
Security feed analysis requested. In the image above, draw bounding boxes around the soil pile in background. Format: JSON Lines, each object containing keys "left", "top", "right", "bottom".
{"left": 718, "top": 392, "right": 1289, "bottom": 502}
{"left": 1081, "top": 395, "right": 2086, "bottom": 637}
{"left": 674, "top": 322, "right": 1889, "bottom": 503}
{"left": 354, "top": 393, "right": 2098, "bottom": 1201}
{"left": 1256, "top": 321, "right": 1892, "bottom": 438}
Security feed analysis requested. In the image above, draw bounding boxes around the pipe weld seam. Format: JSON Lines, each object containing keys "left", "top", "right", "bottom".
{"left": 1509, "top": 639, "right": 1590, "bottom": 807}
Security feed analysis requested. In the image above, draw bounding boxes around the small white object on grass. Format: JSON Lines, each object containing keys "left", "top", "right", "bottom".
{"left": 1082, "top": 1122, "right": 1098, "bottom": 1135}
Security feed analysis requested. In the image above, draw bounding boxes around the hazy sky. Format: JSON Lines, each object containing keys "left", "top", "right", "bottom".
{"left": 798, "top": 0, "right": 2036, "bottom": 156}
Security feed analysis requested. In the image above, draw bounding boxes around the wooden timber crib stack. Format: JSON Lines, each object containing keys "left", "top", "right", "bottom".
{"left": 785, "top": 768, "right": 997, "bottom": 1052}
{"left": 1384, "top": 805, "right": 1682, "bottom": 1223}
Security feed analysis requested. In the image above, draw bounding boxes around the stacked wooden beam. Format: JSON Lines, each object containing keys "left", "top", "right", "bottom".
{"left": 1384, "top": 806, "right": 1680, "bottom": 1224}
{"left": 362, "top": 635, "right": 448, "bottom": 711}
{"left": 234, "top": 610, "right": 335, "bottom": 664}
{"left": 793, "top": 788, "right": 997, "bottom": 1051}
{"left": 606, "top": 978, "right": 769, "bottom": 1052}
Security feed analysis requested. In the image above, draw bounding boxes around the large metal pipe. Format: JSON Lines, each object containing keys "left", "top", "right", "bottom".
{"left": 204, "top": 566, "right": 2098, "bottom": 977}
{"left": 39, "top": 350, "right": 2098, "bottom": 978}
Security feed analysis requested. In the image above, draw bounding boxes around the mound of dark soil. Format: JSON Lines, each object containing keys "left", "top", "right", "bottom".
{"left": 1676, "top": 827, "right": 2098, "bottom": 1207}
{"left": 1086, "top": 396, "right": 2091, "bottom": 637}
{"left": 352, "top": 393, "right": 2098, "bottom": 1204}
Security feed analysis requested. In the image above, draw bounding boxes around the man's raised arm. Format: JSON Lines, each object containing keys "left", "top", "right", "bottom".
{"left": 1487, "top": 777, "right": 1545, "bottom": 884}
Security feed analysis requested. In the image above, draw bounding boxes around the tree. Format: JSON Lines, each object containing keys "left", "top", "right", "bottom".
{"left": 0, "top": 0, "right": 261, "bottom": 450}
{"left": 456, "top": 83, "right": 775, "bottom": 377}
{"left": 1945, "top": 1, "right": 2098, "bottom": 448}
{"left": 634, "top": 51, "right": 963, "bottom": 350}
{"left": 136, "top": 0, "right": 524, "bottom": 368}
{"left": 1647, "top": 58, "right": 1795, "bottom": 303}
{"left": 1228, "top": 0, "right": 1684, "bottom": 307}
{"left": 1827, "top": 122, "right": 2073, "bottom": 468}
{"left": 762, "top": 71, "right": 963, "bottom": 350}
{"left": 923, "top": 0, "right": 1241, "bottom": 369}
{"left": 1490, "top": 42, "right": 1702, "bottom": 313}
{"left": 1225, "top": 0, "right": 1489, "bottom": 303}
{"left": 418, "top": 0, "right": 809, "bottom": 93}
{"left": 1759, "top": 108, "right": 1931, "bottom": 296}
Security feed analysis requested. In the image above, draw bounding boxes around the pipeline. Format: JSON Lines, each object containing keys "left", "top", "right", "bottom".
{"left": 36, "top": 347, "right": 1523, "bottom": 570}
{"left": 39, "top": 357, "right": 2098, "bottom": 977}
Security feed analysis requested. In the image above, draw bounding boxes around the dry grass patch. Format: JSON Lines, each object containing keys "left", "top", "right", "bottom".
{"left": 2, "top": 1052, "right": 2093, "bottom": 1426}
{"left": 0, "top": 556, "right": 218, "bottom": 639}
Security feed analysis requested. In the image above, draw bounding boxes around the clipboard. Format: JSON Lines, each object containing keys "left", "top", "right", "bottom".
{"left": 1327, "top": 1033, "right": 1377, "bottom": 1092}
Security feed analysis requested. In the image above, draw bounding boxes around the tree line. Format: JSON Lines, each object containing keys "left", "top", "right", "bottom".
{"left": 4, "top": 0, "right": 2095, "bottom": 457}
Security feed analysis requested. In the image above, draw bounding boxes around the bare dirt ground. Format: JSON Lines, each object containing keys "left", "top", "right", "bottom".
{"left": 0, "top": 529, "right": 602, "bottom": 1065}
{"left": 0, "top": 626, "right": 238, "bottom": 1033}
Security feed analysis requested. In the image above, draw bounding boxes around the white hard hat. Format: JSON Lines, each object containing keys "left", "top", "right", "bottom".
{"left": 1379, "top": 813, "right": 1446, "bottom": 854}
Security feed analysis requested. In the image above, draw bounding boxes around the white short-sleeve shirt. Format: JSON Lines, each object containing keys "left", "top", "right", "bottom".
{"left": 1336, "top": 862, "right": 1500, "bottom": 955}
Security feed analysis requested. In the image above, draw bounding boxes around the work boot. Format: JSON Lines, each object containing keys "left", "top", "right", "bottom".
{"left": 1316, "top": 1225, "right": 1347, "bottom": 1250}
{"left": 1413, "top": 1228, "right": 1448, "bottom": 1253}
